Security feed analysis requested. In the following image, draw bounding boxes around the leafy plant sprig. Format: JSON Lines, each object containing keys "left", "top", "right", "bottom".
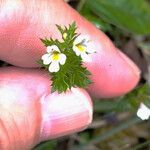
{"left": 39, "top": 22, "right": 94, "bottom": 93}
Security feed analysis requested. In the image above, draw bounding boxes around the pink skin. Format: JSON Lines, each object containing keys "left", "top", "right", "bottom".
{"left": 0, "top": 0, "right": 140, "bottom": 97}
{"left": 0, "top": 67, "right": 92, "bottom": 150}
{"left": 0, "top": 0, "right": 140, "bottom": 150}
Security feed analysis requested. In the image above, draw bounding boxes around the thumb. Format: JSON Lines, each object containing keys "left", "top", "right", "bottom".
{"left": 0, "top": 0, "right": 140, "bottom": 98}
{"left": 0, "top": 67, "right": 92, "bottom": 150}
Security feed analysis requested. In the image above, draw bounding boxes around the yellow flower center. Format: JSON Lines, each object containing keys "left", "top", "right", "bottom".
{"left": 52, "top": 51, "right": 60, "bottom": 61}
{"left": 76, "top": 44, "right": 86, "bottom": 52}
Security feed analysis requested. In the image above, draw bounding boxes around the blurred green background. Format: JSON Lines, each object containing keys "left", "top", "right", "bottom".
{"left": 30, "top": 0, "right": 150, "bottom": 149}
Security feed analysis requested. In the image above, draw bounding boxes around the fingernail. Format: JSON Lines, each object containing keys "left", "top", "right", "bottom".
{"left": 39, "top": 88, "right": 93, "bottom": 141}
{"left": 117, "top": 50, "right": 141, "bottom": 76}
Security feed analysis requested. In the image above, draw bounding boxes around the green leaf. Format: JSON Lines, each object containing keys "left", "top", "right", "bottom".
{"left": 79, "top": 2, "right": 112, "bottom": 32}
{"left": 86, "top": 0, "right": 150, "bottom": 35}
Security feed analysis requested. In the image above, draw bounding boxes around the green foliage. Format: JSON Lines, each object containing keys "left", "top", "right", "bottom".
{"left": 120, "top": 84, "right": 150, "bottom": 111}
{"left": 39, "top": 22, "right": 92, "bottom": 93}
{"left": 94, "top": 84, "right": 150, "bottom": 113}
{"left": 79, "top": 3, "right": 112, "bottom": 32}
{"left": 33, "top": 141, "right": 56, "bottom": 150}
{"left": 85, "top": 0, "right": 150, "bottom": 35}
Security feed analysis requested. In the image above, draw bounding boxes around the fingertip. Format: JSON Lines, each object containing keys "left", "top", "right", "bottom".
{"left": 40, "top": 88, "right": 93, "bottom": 141}
{"left": 117, "top": 50, "right": 141, "bottom": 77}
{"left": 86, "top": 48, "right": 140, "bottom": 98}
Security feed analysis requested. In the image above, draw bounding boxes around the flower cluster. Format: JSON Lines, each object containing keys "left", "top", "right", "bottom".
{"left": 41, "top": 35, "right": 93, "bottom": 73}
{"left": 39, "top": 22, "right": 95, "bottom": 93}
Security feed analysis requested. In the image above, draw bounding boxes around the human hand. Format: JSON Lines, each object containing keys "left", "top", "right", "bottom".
{"left": 0, "top": 0, "right": 140, "bottom": 149}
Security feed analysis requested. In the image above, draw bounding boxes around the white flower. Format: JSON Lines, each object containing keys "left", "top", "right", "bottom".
{"left": 137, "top": 103, "right": 150, "bottom": 120}
{"left": 41, "top": 45, "right": 66, "bottom": 73}
{"left": 73, "top": 35, "right": 95, "bottom": 62}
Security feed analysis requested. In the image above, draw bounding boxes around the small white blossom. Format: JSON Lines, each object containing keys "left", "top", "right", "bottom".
{"left": 137, "top": 103, "right": 150, "bottom": 120}
{"left": 73, "top": 35, "right": 95, "bottom": 62}
{"left": 41, "top": 45, "right": 66, "bottom": 73}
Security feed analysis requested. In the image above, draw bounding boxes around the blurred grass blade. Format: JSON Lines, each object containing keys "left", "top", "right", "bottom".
{"left": 74, "top": 116, "right": 142, "bottom": 150}
{"left": 87, "top": 116, "right": 141, "bottom": 145}
{"left": 139, "top": 42, "right": 150, "bottom": 51}
{"left": 86, "top": 0, "right": 150, "bottom": 35}
{"left": 94, "top": 100, "right": 119, "bottom": 112}
{"left": 131, "top": 139, "right": 150, "bottom": 150}
{"left": 75, "top": 116, "right": 142, "bottom": 150}
{"left": 33, "top": 141, "right": 56, "bottom": 150}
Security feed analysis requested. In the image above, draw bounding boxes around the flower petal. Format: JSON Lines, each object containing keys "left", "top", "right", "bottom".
{"left": 82, "top": 35, "right": 90, "bottom": 43}
{"left": 59, "top": 54, "right": 67, "bottom": 65}
{"left": 137, "top": 103, "right": 150, "bottom": 120}
{"left": 49, "top": 62, "right": 60, "bottom": 73}
{"left": 41, "top": 53, "right": 50, "bottom": 60}
{"left": 86, "top": 47, "right": 96, "bottom": 54}
{"left": 81, "top": 53, "right": 92, "bottom": 62}
{"left": 73, "top": 46, "right": 81, "bottom": 56}
{"left": 74, "top": 35, "right": 89, "bottom": 46}
{"left": 41, "top": 54, "right": 51, "bottom": 65}
{"left": 73, "top": 36, "right": 83, "bottom": 45}
{"left": 47, "top": 45, "right": 60, "bottom": 53}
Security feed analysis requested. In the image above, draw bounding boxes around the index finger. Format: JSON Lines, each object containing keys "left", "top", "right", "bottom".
{"left": 0, "top": 0, "right": 140, "bottom": 98}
